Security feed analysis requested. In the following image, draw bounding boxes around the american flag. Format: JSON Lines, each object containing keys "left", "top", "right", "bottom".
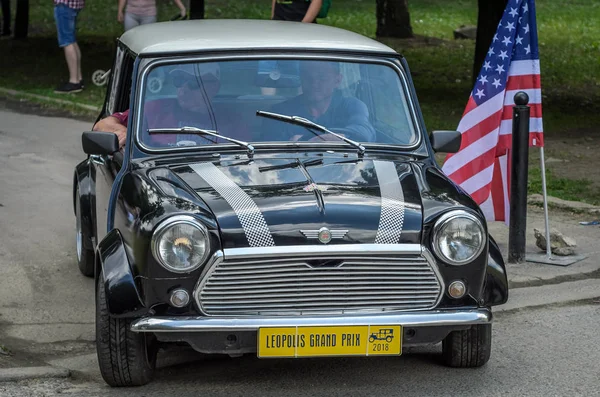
{"left": 442, "top": 0, "right": 543, "bottom": 222}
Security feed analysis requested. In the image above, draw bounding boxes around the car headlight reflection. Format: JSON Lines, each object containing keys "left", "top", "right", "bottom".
{"left": 432, "top": 211, "right": 485, "bottom": 265}
{"left": 151, "top": 216, "right": 210, "bottom": 273}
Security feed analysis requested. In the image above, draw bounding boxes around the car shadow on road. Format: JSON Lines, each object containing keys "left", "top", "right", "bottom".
{"left": 151, "top": 344, "right": 442, "bottom": 385}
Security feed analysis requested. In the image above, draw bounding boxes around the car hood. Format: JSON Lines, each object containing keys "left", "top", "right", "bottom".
{"left": 165, "top": 157, "right": 423, "bottom": 248}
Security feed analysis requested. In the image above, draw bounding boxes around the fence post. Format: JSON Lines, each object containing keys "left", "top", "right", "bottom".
{"left": 508, "top": 91, "right": 530, "bottom": 263}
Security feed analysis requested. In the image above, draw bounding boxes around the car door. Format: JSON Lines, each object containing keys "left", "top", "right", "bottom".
{"left": 93, "top": 46, "right": 134, "bottom": 243}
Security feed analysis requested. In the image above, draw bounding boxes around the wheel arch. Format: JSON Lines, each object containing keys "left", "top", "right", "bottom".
{"left": 95, "top": 229, "right": 148, "bottom": 318}
{"left": 483, "top": 235, "right": 509, "bottom": 306}
{"left": 74, "top": 160, "right": 96, "bottom": 249}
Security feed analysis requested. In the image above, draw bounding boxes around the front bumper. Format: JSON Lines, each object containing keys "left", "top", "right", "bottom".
{"left": 131, "top": 308, "right": 491, "bottom": 333}
{"left": 131, "top": 309, "right": 491, "bottom": 355}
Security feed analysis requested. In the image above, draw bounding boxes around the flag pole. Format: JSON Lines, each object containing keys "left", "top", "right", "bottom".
{"left": 539, "top": 146, "right": 553, "bottom": 259}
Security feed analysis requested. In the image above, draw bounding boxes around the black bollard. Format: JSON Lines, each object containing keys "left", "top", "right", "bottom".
{"left": 508, "top": 92, "right": 530, "bottom": 263}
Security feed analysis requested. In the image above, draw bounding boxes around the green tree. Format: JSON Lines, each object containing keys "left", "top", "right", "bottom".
{"left": 473, "top": 0, "right": 508, "bottom": 84}
{"left": 376, "top": 0, "right": 413, "bottom": 39}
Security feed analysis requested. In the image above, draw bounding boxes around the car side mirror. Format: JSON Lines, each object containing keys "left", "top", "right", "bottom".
{"left": 82, "top": 131, "right": 119, "bottom": 156}
{"left": 430, "top": 130, "right": 461, "bottom": 153}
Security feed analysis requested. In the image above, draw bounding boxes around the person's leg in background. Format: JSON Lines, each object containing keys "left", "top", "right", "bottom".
{"left": 124, "top": 12, "right": 140, "bottom": 31}
{"left": 74, "top": 41, "right": 83, "bottom": 87}
{"left": 54, "top": 4, "right": 83, "bottom": 93}
{"left": 0, "top": 0, "right": 10, "bottom": 37}
{"left": 139, "top": 14, "right": 156, "bottom": 25}
{"left": 124, "top": 12, "right": 156, "bottom": 31}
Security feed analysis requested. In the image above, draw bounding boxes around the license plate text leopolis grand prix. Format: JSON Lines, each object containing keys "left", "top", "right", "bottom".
{"left": 258, "top": 325, "right": 402, "bottom": 358}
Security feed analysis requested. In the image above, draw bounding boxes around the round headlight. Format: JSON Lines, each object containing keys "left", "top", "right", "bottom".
{"left": 151, "top": 215, "right": 210, "bottom": 273}
{"left": 432, "top": 211, "right": 485, "bottom": 265}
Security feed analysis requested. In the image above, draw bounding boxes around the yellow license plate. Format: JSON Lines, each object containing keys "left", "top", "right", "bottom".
{"left": 258, "top": 325, "right": 402, "bottom": 358}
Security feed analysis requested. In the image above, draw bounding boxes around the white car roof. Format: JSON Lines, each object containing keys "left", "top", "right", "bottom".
{"left": 119, "top": 19, "right": 397, "bottom": 56}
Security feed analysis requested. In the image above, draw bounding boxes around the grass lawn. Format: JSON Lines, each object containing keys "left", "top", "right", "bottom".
{"left": 1, "top": 0, "right": 599, "bottom": 202}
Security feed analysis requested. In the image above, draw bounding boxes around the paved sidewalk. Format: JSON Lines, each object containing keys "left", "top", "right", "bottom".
{"left": 489, "top": 204, "right": 600, "bottom": 288}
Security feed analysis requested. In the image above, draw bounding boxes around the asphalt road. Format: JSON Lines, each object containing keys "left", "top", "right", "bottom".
{"left": 1, "top": 302, "right": 599, "bottom": 396}
{"left": 0, "top": 104, "right": 95, "bottom": 353}
{"left": 1, "top": 104, "right": 600, "bottom": 396}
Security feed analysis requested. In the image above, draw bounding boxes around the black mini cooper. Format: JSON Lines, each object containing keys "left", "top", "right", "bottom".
{"left": 73, "top": 19, "right": 508, "bottom": 387}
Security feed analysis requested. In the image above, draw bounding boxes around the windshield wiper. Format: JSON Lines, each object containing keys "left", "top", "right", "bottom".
{"left": 148, "top": 127, "right": 255, "bottom": 158}
{"left": 258, "top": 158, "right": 323, "bottom": 173}
{"left": 256, "top": 111, "right": 366, "bottom": 157}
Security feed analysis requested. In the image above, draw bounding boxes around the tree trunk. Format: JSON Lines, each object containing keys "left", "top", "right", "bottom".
{"left": 14, "top": 0, "right": 28, "bottom": 39}
{"left": 189, "top": 0, "right": 204, "bottom": 19}
{"left": 1, "top": 0, "right": 11, "bottom": 36}
{"left": 376, "top": 0, "right": 413, "bottom": 39}
{"left": 473, "top": 0, "right": 508, "bottom": 84}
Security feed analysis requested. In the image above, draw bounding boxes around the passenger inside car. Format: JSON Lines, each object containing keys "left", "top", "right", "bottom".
{"left": 258, "top": 60, "right": 376, "bottom": 142}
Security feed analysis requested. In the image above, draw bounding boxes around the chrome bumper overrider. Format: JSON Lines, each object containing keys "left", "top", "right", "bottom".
{"left": 130, "top": 309, "right": 491, "bottom": 333}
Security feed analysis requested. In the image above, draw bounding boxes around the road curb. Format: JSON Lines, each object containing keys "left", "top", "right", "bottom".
{"left": 508, "top": 268, "right": 600, "bottom": 289}
{"left": 0, "top": 87, "right": 101, "bottom": 112}
{"left": 528, "top": 194, "right": 600, "bottom": 215}
{"left": 496, "top": 278, "right": 600, "bottom": 314}
{"left": 0, "top": 366, "right": 71, "bottom": 382}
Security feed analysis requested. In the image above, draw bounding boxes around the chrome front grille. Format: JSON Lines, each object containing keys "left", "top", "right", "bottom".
{"left": 196, "top": 254, "right": 443, "bottom": 316}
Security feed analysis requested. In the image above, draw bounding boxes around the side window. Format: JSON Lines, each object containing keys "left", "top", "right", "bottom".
{"left": 106, "top": 47, "right": 125, "bottom": 115}
{"left": 363, "top": 64, "right": 416, "bottom": 144}
{"left": 117, "top": 53, "right": 135, "bottom": 113}
{"left": 105, "top": 47, "right": 135, "bottom": 116}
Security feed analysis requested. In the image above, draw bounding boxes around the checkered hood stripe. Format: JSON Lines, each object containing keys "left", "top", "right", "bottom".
{"left": 373, "top": 160, "right": 406, "bottom": 244}
{"left": 190, "top": 163, "right": 275, "bottom": 247}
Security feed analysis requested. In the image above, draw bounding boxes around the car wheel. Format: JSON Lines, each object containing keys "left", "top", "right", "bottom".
{"left": 96, "top": 276, "right": 157, "bottom": 387}
{"left": 75, "top": 188, "right": 95, "bottom": 277}
{"left": 442, "top": 324, "right": 491, "bottom": 368}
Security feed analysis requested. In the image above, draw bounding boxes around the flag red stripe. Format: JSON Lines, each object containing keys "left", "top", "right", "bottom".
{"left": 500, "top": 103, "right": 543, "bottom": 119}
{"left": 497, "top": 132, "right": 544, "bottom": 149}
{"left": 457, "top": 110, "right": 502, "bottom": 149}
{"left": 491, "top": 158, "right": 506, "bottom": 221}
{"left": 468, "top": 183, "right": 492, "bottom": 205}
{"left": 447, "top": 147, "right": 497, "bottom": 185}
{"left": 463, "top": 96, "right": 478, "bottom": 115}
{"left": 497, "top": 135, "right": 511, "bottom": 150}
{"left": 530, "top": 132, "right": 544, "bottom": 146}
{"left": 505, "top": 74, "right": 542, "bottom": 91}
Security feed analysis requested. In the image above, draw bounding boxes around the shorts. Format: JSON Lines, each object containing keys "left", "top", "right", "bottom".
{"left": 124, "top": 12, "right": 156, "bottom": 31}
{"left": 54, "top": 4, "right": 80, "bottom": 47}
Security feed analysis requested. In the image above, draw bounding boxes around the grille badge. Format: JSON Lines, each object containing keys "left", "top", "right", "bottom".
{"left": 301, "top": 227, "right": 348, "bottom": 244}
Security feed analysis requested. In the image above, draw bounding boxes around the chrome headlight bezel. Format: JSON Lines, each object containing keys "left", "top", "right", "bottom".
{"left": 151, "top": 215, "right": 211, "bottom": 273}
{"left": 432, "top": 210, "right": 486, "bottom": 266}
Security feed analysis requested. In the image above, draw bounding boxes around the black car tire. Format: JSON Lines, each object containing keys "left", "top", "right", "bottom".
{"left": 75, "top": 187, "right": 94, "bottom": 277}
{"left": 96, "top": 276, "right": 157, "bottom": 387}
{"left": 442, "top": 324, "right": 491, "bottom": 368}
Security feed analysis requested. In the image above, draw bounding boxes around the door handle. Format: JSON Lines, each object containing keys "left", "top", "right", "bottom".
{"left": 90, "top": 155, "right": 105, "bottom": 166}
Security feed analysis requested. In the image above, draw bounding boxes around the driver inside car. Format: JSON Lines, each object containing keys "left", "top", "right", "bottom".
{"left": 93, "top": 62, "right": 248, "bottom": 147}
{"left": 260, "top": 60, "right": 376, "bottom": 143}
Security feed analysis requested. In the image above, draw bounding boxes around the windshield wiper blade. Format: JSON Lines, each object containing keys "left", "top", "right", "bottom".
{"left": 256, "top": 110, "right": 366, "bottom": 157}
{"left": 148, "top": 127, "right": 255, "bottom": 158}
{"left": 258, "top": 158, "right": 323, "bottom": 173}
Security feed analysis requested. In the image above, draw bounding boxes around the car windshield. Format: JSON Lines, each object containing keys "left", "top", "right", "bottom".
{"left": 136, "top": 58, "right": 418, "bottom": 149}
